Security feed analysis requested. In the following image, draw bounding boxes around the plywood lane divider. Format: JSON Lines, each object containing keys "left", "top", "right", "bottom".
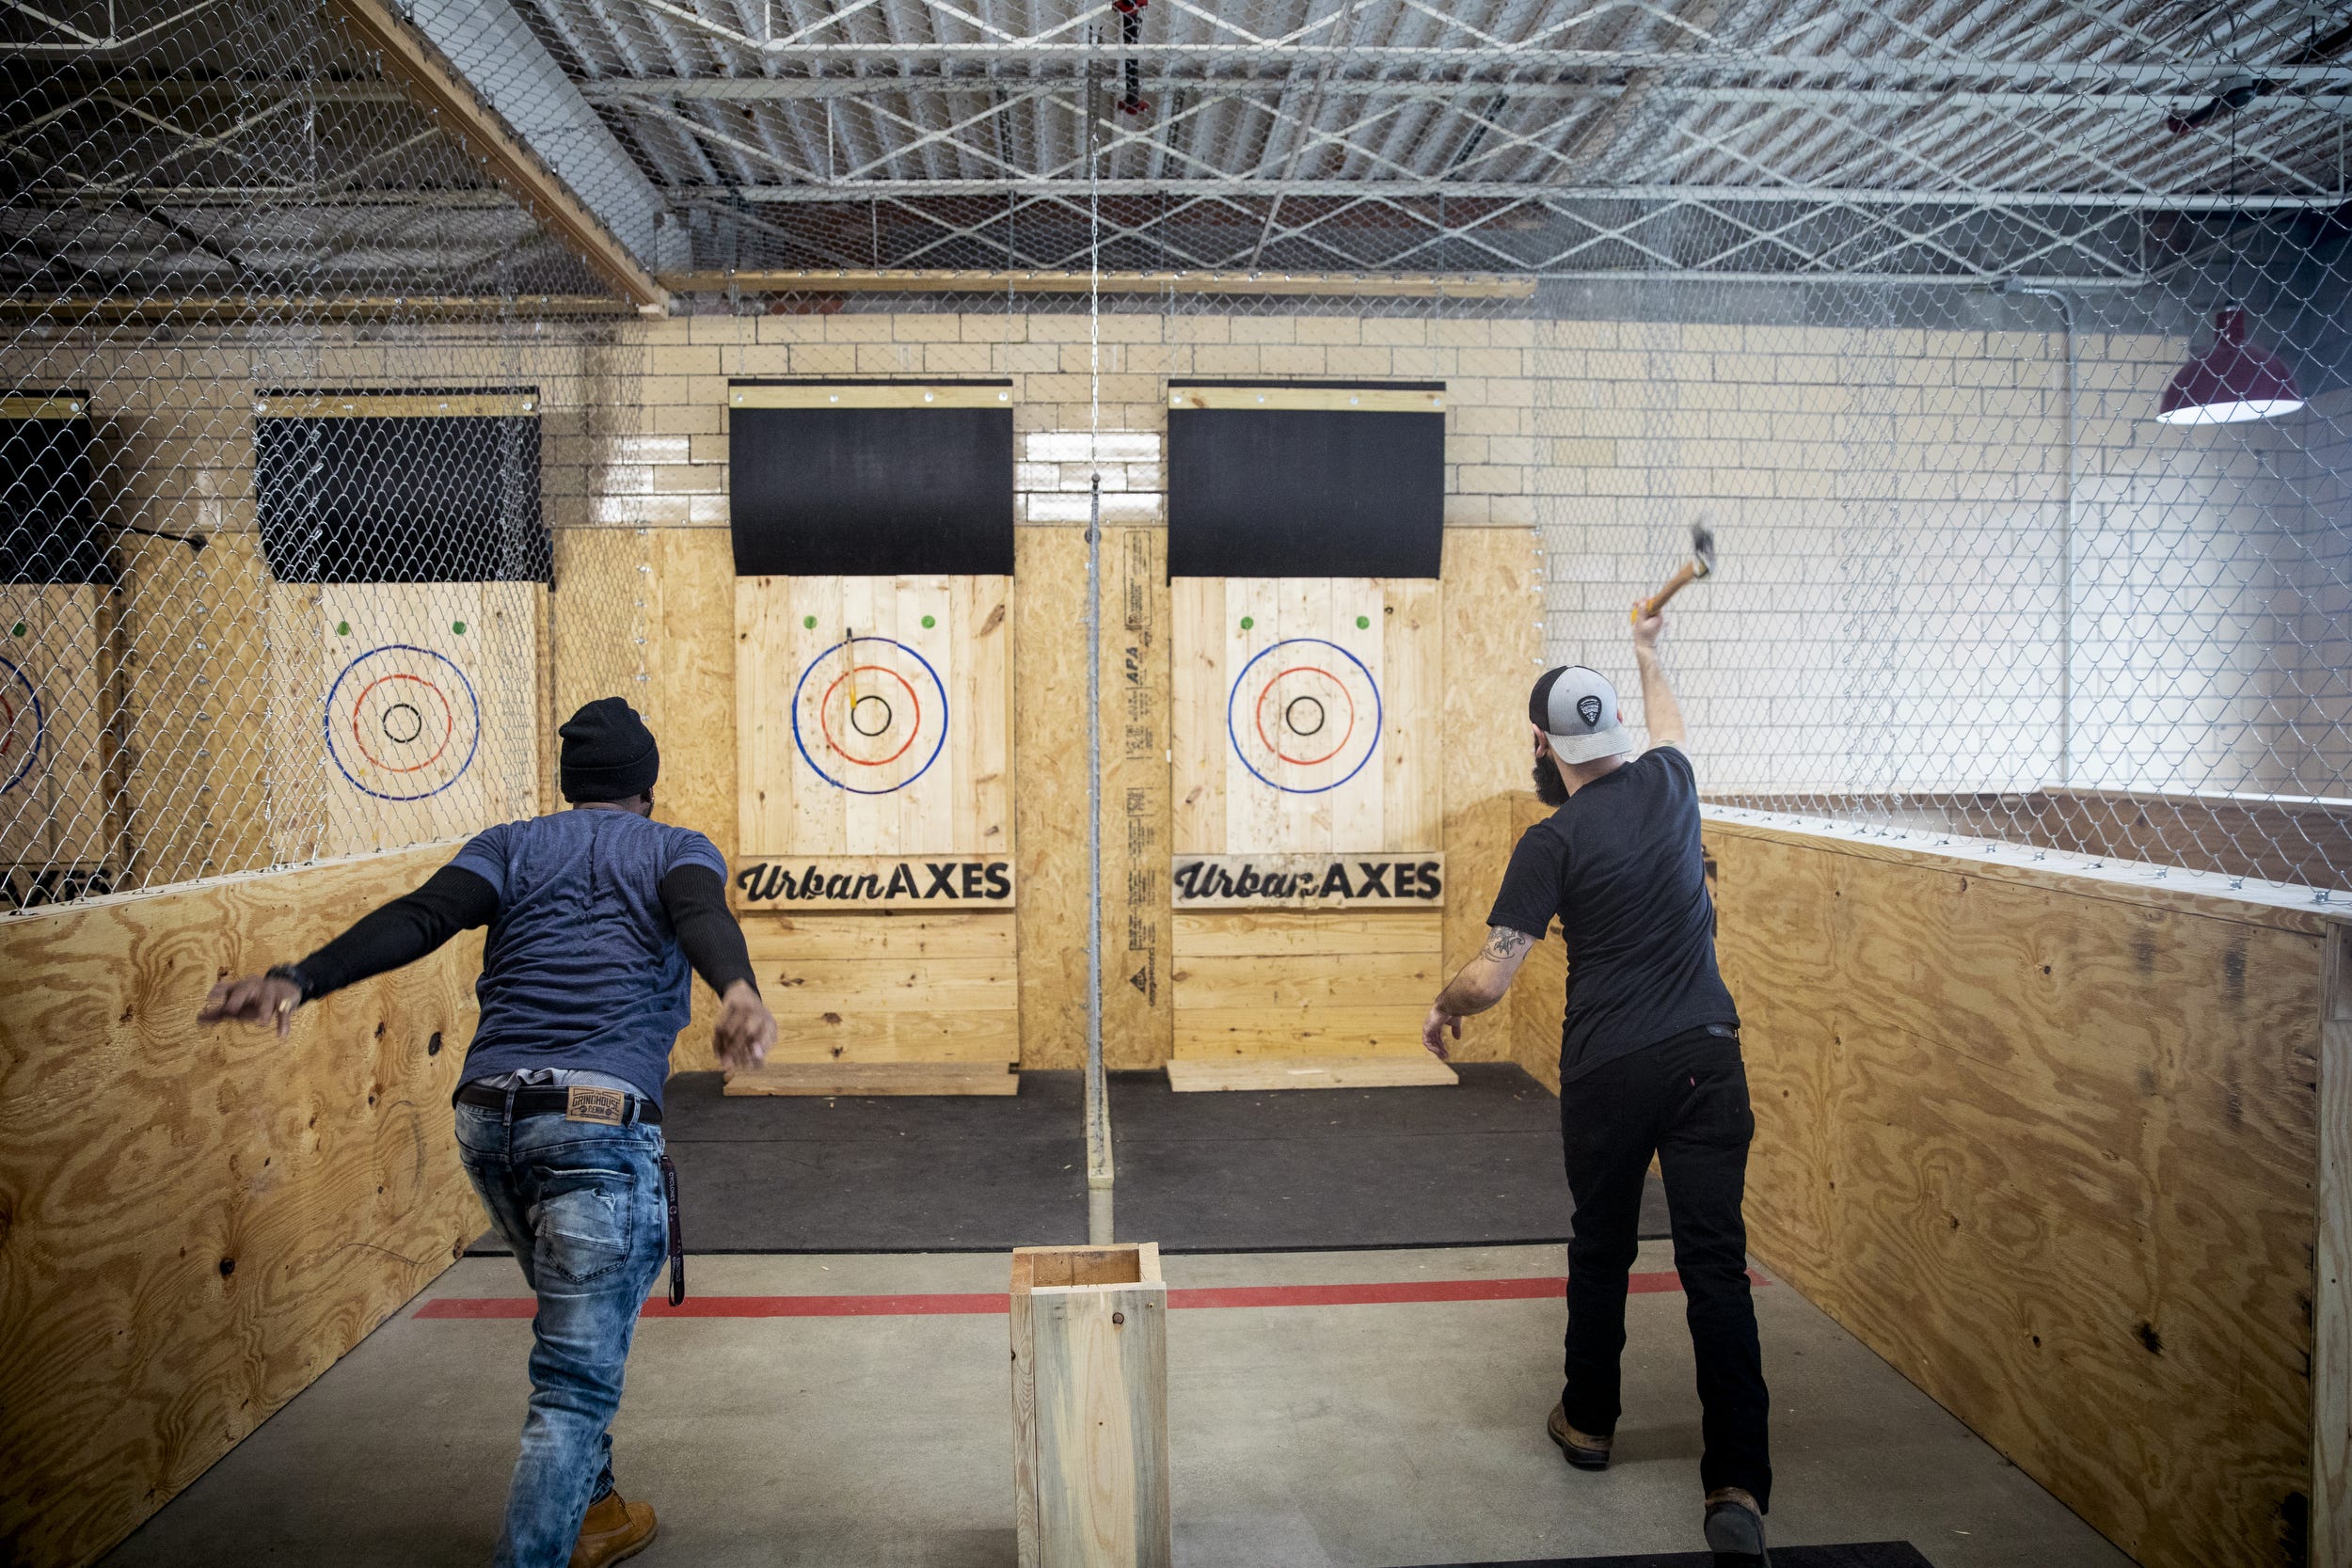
{"left": 1010, "top": 1243, "right": 1173, "bottom": 1568}
{"left": 0, "top": 846, "right": 487, "bottom": 1567}
{"left": 1699, "top": 812, "right": 2333, "bottom": 1568}
{"left": 2318, "top": 921, "right": 2352, "bottom": 1568}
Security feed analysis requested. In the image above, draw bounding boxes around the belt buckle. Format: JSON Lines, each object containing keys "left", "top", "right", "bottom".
{"left": 565, "top": 1086, "right": 627, "bottom": 1126}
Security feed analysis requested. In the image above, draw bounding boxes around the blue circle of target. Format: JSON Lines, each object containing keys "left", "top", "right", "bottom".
{"left": 1227, "top": 637, "right": 1384, "bottom": 797}
{"left": 324, "top": 643, "right": 481, "bottom": 801}
{"left": 790, "top": 635, "right": 949, "bottom": 796}
{"left": 0, "top": 656, "right": 44, "bottom": 797}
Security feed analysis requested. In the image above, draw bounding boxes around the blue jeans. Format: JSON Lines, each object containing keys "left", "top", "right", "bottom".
{"left": 456, "top": 1101, "right": 669, "bottom": 1568}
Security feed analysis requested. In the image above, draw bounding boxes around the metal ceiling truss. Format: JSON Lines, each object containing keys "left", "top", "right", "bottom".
{"left": 7, "top": 0, "right": 2350, "bottom": 294}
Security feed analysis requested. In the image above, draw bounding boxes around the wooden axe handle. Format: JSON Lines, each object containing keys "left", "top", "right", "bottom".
{"left": 1632, "top": 560, "right": 1701, "bottom": 624}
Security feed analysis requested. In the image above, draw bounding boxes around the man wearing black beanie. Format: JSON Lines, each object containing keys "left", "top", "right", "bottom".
{"left": 200, "top": 696, "right": 775, "bottom": 1568}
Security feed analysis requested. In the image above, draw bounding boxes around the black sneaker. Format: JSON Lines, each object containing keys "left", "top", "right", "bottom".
{"left": 1545, "top": 1403, "right": 1612, "bottom": 1470}
{"left": 1702, "top": 1488, "right": 1769, "bottom": 1565}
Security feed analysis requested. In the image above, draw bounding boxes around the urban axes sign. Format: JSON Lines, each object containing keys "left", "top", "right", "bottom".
{"left": 1169, "top": 852, "right": 1442, "bottom": 910}
{"left": 732, "top": 855, "right": 1014, "bottom": 911}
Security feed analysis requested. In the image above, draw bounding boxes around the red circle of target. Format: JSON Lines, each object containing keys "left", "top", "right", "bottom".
{"left": 349, "top": 673, "right": 458, "bottom": 773}
{"left": 1253, "top": 665, "right": 1357, "bottom": 768}
{"left": 817, "top": 665, "right": 923, "bottom": 767}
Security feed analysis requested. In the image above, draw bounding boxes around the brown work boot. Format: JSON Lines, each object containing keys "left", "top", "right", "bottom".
{"left": 1545, "top": 1402, "right": 1612, "bottom": 1470}
{"left": 569, "top": 1489, "right": 658, "bottom": 1568}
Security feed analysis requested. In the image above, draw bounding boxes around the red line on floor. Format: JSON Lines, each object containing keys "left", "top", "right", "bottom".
{"left": 413, "top": 1269, "right": 1764, "bottom": 1321}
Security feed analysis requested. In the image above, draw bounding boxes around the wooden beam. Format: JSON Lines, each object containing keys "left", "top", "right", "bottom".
{"left": 661, "top": 267, "right": 1537, "bottom": 299}
{"left": 253, "top": 391, "right": 539, "bottom": 419}
{"left": 330, "top": 0, "right": 668, "bottom": 315}
{"left": 2320, "top": 919, "right": 2352, "bottom": 1568}
{"left": 729, "top": 383, "right": 1015, "bottom": 410}
{"left": 1168, "top": 386, "right": 1447, "bottom": 413}
{"left": 0, "top": 294, "right": 635, "bottom": 320}
{"left": 0, "top": 396, "right": 88, "bottom": 420}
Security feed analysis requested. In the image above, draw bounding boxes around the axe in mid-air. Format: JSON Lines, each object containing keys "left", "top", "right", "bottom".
{"left": 1632, "top": 518, "right": 1717, "bottom": 623}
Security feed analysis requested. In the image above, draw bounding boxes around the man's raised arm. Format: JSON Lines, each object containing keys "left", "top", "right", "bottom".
{"left": 1631, "top": 602, "right": 1688, "bottom": 752}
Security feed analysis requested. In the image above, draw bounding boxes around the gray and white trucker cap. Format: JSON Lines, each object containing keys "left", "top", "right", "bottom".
{"left": 1529, "top": 665, "right": 1636, "bottom": 764}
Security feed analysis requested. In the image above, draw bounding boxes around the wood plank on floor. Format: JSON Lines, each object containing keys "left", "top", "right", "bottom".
{"left": 1165, "top": 1056, "right": 1458, "bottom": 1092}
{"left": 1172, "top": 1005, "right": 1429, "bottom": 1057}
{"left": 723, "top": 1061, "right": 1022, "bottom": 1096}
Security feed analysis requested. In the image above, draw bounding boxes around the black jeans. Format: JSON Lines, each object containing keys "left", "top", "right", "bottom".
{"left": 1560, "top": 1028, "right": 1772, "bottom": 1509}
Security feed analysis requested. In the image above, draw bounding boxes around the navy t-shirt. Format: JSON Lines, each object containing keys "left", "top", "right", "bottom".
{"left": 1486, "top": 745, "right": 1739, "bottom": 1084}
{"left": 450, "top": 809, "right": 728, "bottom": 1106}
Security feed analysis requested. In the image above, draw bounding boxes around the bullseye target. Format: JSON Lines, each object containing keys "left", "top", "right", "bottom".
{"left": 790, "top": 635, "right": 949, "bottom": 796}
{"left": 0, "top": 656, "right": 42, "bottom": 797}
{"left": 1227, "top": 638, "right": 1383, "bottom": 795}
{"left": 324, "top": 643, "right": 481, "bottom": 801}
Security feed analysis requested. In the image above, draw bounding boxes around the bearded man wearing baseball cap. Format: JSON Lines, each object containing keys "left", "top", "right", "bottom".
{"left": 1422, "top": 606, "right": 1770, "bottom": 1564}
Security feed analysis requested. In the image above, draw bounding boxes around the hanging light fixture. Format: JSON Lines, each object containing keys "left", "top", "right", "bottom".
{"left": 2156, "top": 307, "right": 2306, "bottom": 425}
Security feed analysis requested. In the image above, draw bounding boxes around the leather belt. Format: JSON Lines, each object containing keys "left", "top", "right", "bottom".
{"left": 453, "top": 1081, "right": 663, "bottom": 1125}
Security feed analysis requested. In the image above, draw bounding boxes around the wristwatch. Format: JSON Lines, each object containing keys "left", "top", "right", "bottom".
{"left": 264, "top": 963, "right": 313, "bottom": 1003}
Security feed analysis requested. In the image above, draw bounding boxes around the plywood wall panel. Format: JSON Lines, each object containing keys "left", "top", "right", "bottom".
{"left": 1439, "top": 530, "right": 1540, "bottom": 1066}
{"left": 1101, "top": 527, "right": 1171, "bottom": 1070}
{"left": 1703, "top": 818, "right": 2323, "bottom": 1568}
{"left": 0, "top": 586, "right": 106, "bottom": 878}
{"left": 0, "top": 847, "right": 485, "bottom": 1568}
{"left": 1013, "top": 527, "right": 1087, "bottom": 1070}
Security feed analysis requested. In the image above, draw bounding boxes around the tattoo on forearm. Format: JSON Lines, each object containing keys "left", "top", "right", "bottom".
{"left": 1480, "top": 927, "right": 1534, "bottom": 963}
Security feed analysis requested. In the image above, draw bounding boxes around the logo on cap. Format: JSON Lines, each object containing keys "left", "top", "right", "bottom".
{"left": 1577, "top": 694, "right": 1603, "bottom": 728}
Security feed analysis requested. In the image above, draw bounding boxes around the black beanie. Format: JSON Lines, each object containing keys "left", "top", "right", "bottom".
{"left": 560, "top": 697, "right": 660, "bottom": 802}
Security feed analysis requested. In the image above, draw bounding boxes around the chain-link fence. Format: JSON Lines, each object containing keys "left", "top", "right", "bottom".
{"left": 3, "top": 0, "right": 655, "bottom": 909}
{"left": 1536, "top": 228, "right": 2350, "bottom": 897}
{"left": 8, "top": 0, "right": 2348, "bottom": 908}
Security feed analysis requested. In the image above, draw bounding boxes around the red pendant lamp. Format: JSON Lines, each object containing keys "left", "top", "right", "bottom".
{"left": 2157, "top": 307, "right": 2306, "bottom": 425}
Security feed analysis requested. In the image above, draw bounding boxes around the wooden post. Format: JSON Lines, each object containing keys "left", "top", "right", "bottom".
{"left": 2319, "top": 919, "right": 2351, "bottom": 1568}
{"left": 1010, "top": 1243, "right": 1172, "bottom": 1568}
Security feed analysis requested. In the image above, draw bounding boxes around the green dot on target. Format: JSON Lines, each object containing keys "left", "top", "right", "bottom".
{"left": 921, "top": 614, "right": 936, "bottom": 629}
{"left": 335, "top": 620, "right": 350, "bottom": 636}
{"left": 1240, "top": 616, "right": 1254, "bottom": 630}
{"left": 452, "top": 620, "right": 467, "bottom": 635}
{"left": 8, "top": 622, "right": 23, "bottom": 639}
{"left": 1356, "top": 614, "right": 1371, "bottom": 629}
{"left": 803, "top": 615, "right": 817, "bottom": 629}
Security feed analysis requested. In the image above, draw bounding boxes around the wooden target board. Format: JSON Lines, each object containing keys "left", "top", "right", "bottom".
{"left": 733, "top": 574, "right": 1016, "bottom": 1076}
{"left": 1168, "top": 577, "right": 1448, "bottom": 1082}
{"left": 1171, "top": 577, "right": 1440, "bottom": 859}
{"left": 270, "top": 582, "right": 540, "bottom": 859}
{"left": 0, "top": 585, "right": 108, "bottom": 901}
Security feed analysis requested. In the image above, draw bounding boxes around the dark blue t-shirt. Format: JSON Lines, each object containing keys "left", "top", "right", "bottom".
{"left": 450, "top": 809, "right": 728, "bottom": 1106}
{"left": 1487, "top": 745, "right": 1739, "bottom": 1085}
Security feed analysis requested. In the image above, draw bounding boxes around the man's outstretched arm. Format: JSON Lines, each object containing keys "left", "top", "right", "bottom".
{"left": 1422, "top": 925, "right": 1542, "bottom": 1060}
{"left": 658, "top": 864, "right": 775, "bottom": 1071}
{"left": 199, "top": 863, "right": 499, "bottom": 1036}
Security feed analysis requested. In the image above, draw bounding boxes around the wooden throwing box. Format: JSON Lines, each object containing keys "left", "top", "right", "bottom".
{"left": 1010, "top": 1243, "right": 1172, "bottom": 1568}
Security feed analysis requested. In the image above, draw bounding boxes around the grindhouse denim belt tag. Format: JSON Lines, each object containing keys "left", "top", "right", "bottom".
{"left": 564, "top": 1086, "right": 627, "bottom": 1126}
{"left": 660, "top": 1154, "right": 685, "bottom": 1306}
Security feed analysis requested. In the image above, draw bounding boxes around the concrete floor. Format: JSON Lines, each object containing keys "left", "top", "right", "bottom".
{"left": 103, "top": 1243, "right": 2132, "bottom": 1568}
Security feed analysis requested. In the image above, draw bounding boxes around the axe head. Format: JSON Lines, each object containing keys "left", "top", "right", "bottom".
{"left": 1689, "top": 520, "right": 1716, "bottom": 579}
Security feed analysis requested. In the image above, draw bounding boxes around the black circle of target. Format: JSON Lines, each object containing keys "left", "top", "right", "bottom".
{"left": 850, "top": 693, "right": 894, "bottom": 737}
{"left": 380, "top": 702, "right": 425, "bottom": 745}
{"left": 1284, "top": 695, "right": 1327, "bottom": 737}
